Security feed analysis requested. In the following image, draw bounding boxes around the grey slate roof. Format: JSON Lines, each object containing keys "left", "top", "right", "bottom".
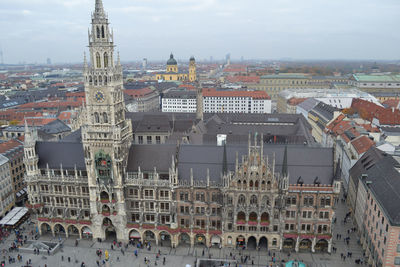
{"left": 60, "top": 129, "right": 82, "bottom": 143}
{"left": 36, "top": 141, "right": 86, "bottom": 170}
{"left": 163, "top": 90, "right": 196, "bottom": 99}
{"left": 41, "top": 119, "right": 71, "bottom": 134}
{"left": 297, "top": 98, "right": 319, "bottom": 112}
{"left": 349, "top": 147, "right": 400, "bottom": 226}
{"left": 127, "top": 144, "right": 177, "bottom": 172}
{"left": 177, "top": 144, "right": 333, "bottom": 185}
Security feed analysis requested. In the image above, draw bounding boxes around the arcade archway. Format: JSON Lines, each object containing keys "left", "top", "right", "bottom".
{"left": 299, "top": 239, "right": 312, "bottom": 252}
{"left": 54, "top": 224, "right": 66, "bottom": 237}
{"left": 259, "top": 236, "right": 268, "bottom": 250}
{"left": 195, "top": 234, "right": 206, "bottom": 246}
{"left": 67, "top": 225, "right": 79, "bottom": 237}
{"left": 159, "top": 231, "right": 171, "bottom": 247}
{"left": 247, "top": 236, "right": 257, "bottom": 250}
{"left": 40, "top": 223, "right": 51, "bottom": 235}
{"left": 81, "top": 226, "right": 93, "bottom": 240}
{"left": 315, "top": 239, "right": 329, "bottom": 252}
{"left": 179, "top": 233, "right": 191, "bottom": 246}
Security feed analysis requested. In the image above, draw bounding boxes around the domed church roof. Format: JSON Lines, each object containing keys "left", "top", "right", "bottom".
{"left": 167, "top": 53, "right": 177, "bottom": 65}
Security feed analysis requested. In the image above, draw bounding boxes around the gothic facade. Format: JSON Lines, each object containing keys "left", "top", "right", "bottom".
{"left": 24, "top": 0, "right": 340, "bottom": 253}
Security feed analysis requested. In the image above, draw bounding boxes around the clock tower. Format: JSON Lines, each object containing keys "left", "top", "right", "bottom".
{"left": 82, "top": 0, "right": 133, "bottom": 241}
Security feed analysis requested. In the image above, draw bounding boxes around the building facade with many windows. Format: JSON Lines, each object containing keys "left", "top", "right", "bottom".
{"left": 24, "top": 0, "right": 340, "bottom": 253}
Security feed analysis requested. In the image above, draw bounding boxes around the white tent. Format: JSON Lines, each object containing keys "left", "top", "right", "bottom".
{"left": 0, "top": 207, "right": 28, "bottom": 226}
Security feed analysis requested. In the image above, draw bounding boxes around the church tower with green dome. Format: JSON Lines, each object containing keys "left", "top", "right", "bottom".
{"left": 166, "top": 53, "right": 178, "bottom": 73}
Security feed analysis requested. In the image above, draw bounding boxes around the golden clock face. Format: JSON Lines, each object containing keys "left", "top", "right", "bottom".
{"left": 94, "top": 91, "right": 105, "bottom": 103}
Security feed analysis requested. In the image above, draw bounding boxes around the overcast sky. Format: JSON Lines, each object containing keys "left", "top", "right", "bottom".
{"left": 0, "top": 0, "right": 399, "bottom": 64}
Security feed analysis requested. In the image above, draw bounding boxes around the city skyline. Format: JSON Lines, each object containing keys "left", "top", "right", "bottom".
{"left": 0, "top": 0, "right": 400, "bottom": 64}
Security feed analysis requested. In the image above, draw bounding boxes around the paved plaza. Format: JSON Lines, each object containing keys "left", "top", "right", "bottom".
{"left": 0, "top": 193, "right": 367, "bottom": 267}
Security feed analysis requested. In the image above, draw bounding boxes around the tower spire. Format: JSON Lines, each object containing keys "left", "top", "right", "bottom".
{"left": 282, "top": 146, "right": 288, "bottom": 177}
{"left": 222, "top": 142, "right": 228, "bottom": 175}
{"left": 95, "top": 0, "right": 105, "bottom": 15}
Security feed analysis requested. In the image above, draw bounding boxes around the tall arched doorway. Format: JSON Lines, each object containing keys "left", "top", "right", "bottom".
{"left": 283, "top": 238, "right": 295, "bottom": 251}
{"left": 129, "top": 229, "right": 141, "bottom": 241}
{"left": 40, "top": 223, "right": 51, "bottom": 235}
{"left": 211, "top": 235, "right": 221, "bottom": 248}
{"left": 247, "top": 236, "right": 257, "bottom": 250}
{"left": 195, "top": 234, "right": 206, "bottom": 246}
{"left": 259, "top": 236, "right": 268, "bottom": 250}
{"left": 144, "top": 230, "right": 156, "bottom": 243}
{"left": 159, "top": 231, "right": 171, "bottom": 247}
{"left": 179, "top": 233, "right": 191, "bottom": 246}
{"left": 299, "top": 239, "right": 312, "bottom": 252}
{"left": 315, "top": 239, "right": 329, "bottom": 252}
{"left": 81, "top": 227, "right": 93, "bottom": 240}
{"left": 103, "top": 218, "right": 116, "bottom": 241}
{"left": 236, "top": 235, "right": 245, "bottom": 248}
{"left": 67, "top": 225, "right": 79, "bottom": 238}
{"left": 54, "top": 224, "right": 66, "bottom": 238}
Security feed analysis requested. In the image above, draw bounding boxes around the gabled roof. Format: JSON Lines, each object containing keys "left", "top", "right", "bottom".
{"left": 351, "top": 135, "right": 375, "bottom": 155}
{"left": 127, "top": 144, "right": 177, "bottom": 172}
{"left": 350, "top": 147, "right": 400, "bottom": 226}
{"left": 36, "top": 141, "right": 85, "bottom": 170}
{"left": 41, "top": 119, "right": 71, "bottom": 134}
{"left": 177, "top": 144, "right": 333, "bottom": 185}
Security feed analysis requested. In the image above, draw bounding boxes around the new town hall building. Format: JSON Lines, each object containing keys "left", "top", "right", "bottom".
{"left": 24, "top": 0, "right": 341, "bottom": 253}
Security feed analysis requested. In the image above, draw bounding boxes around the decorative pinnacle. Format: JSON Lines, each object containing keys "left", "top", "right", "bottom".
{"left": 117, "top": 51, "right": 121, "bottom": 66}
{"left": 95, "top": 0, "right": 105, "bottom": 14}
{"left": 83, "top": 52, "right": 87, "bottom": 68}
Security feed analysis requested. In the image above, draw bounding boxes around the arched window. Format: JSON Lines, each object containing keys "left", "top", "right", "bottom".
{"left": 104, "top": 52, "right": 108, "bottom": 68}
{"left": 99, "top": 75, "right": 102, "bottom": 84}
{"left": 255, "top": 180, "right": 259, "bottom": 189}
{"left": 250, "top": 195, "right": 258, "bottom": 205}
{"left": 94, "top": 76, "right": 98, "bottom": 86}
{"left": 249, "top": 180, "right": 253, "bottom": 190}
{"left": 96, "top": 52, "right": 101, "bottom": 68}
{"left": 96, "top": 26, "right": 100, "bottom": 39}
{"left": 103, "top": 112, "right": 108, "bottom": 123}
{"left": 104, "top": 76, "right": 107, "bottom": 85}
{"left": 94, "top": 112, "right": 100, "bottom": 123}
{"left": 89, "top": 76, "right": 92, "bottom": 84}
{"left": 101, "top": 25, "right": 105, "bottom": 38}
{"left": 238, "top": 194, "right": 246, "bottom": 205}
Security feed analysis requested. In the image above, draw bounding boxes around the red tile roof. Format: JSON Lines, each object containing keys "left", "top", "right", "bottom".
{"left": 0, "top": 139, "right": 23, "bottom": 154}
{"left": 351, "top": 135, "right": 375, "bottom": 155}
{"left": 202, "top": 88, "right": 270, "bottom": 99}
{"left": 0, "top": 111, "right": 42, "bottom": 122}
{"left": 360, "top": 124, "right": 380, "bottom": 133}
{"left": 18, "top": 117, "right": 57, "bottom": 126}
{"left": 66, "top": 92, "right": 85, "bottom": 97}
{"left": 351, "top": 98, "right": 400, "bottom": 125}
{"left": 225, "top": 76, "right": 260, "bottom": 83}
{"left": 178, "top": 84, "right": 196, "bottom": 90}
{"left": 18, "top": 101, "right": 82, "bottom": 109}
{"left": 382, "top": 99, "right": 399, "bottom": 109}
{"left": 124, "top": 87, "right": 155, "bottom": 98}
{"left": 288, "top": 97, "right": 307, "bottom": 106}
{"left": 223, "top": 65, "right": 247, "bottom": 73}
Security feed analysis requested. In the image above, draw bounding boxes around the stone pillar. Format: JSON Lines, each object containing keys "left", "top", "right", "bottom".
{"left": 295, "top": 237, "right": 299, "bottom": 252}
{"left": 190, "top": 233, "right": 195, "bottom": 248}
{"left": 79, "top": 229, "right": 82, "bottom": 240}
{"left": 327, "top": 238, "right": 332, "bottom": 253}
{"left": 311, "top": 237, "right": 316, "bottom": 253}
{"left": 38, "top": 223, "right": 42, "bottom": 235}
